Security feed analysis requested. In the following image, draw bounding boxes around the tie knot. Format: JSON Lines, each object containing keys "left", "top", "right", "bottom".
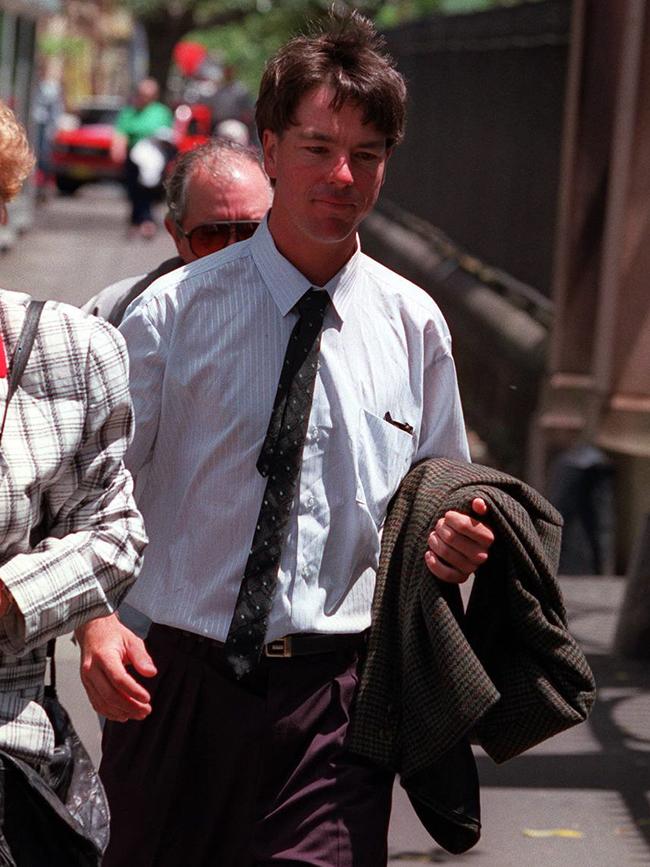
{"left": 296, "top": 288, "right": 330, "bottom": 321}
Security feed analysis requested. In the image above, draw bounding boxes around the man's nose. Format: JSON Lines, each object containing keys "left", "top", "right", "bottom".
{"left": 329, "top": 156, "right": 354, "bottom": 186}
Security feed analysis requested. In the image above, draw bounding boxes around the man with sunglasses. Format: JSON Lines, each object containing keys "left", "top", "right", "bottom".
{"left": 82, "top": 138, "right": 272, "bottom": 642}
{"left": 83, "top": 138, "right": 272, "bottom": 326}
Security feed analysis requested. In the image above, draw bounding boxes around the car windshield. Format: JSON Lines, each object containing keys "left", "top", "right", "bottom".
{"left": 78, "top": 107, "right": 121, "bottom": 126}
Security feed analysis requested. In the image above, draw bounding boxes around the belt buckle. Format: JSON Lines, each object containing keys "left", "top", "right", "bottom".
{"left": 264, "top": 636, "right": 292, "bottom": 658}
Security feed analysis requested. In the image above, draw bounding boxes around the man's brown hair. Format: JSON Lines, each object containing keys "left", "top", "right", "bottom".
{"left": 256, "top": 8, "right": 407, "bottom": 150}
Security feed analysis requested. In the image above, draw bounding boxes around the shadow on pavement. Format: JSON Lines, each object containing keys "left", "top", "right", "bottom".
{"left": 476, "top": 653, "right": 650, "bottom": 845}
{"left": 388, "top": 576, "right": 650, "bottom": 866}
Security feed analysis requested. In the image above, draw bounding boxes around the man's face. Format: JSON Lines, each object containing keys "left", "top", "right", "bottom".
{"left": 167, "top": 162, "right": 271, "bottom": 263}
{"left": 262, "top": 86, "right": 389, "bottom": 253}
{"left": 135, "top": 81, "right": 158, "bottom": 109}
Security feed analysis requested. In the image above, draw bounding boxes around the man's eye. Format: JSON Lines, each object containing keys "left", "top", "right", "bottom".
{"left": 356, "top": 151, "right": 379, "bottom": 162}
{"left": 305, "top": 146, "right": 327, "bottom": 154}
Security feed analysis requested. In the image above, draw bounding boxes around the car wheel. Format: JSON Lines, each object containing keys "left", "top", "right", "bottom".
{"left": 55, "top": 177, "right": 82, "bottom": 195}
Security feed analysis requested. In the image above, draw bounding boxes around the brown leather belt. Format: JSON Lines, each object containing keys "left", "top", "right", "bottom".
{"left": 171, "top": 627, "right": 367, "bottom": 659}
{"left": 262, "top": 632, "right": 367, "bottom": 658}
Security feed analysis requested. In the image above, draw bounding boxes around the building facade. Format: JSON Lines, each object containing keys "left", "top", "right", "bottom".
{"left": 0, "top": 0, "right": 60, "bottom": 247}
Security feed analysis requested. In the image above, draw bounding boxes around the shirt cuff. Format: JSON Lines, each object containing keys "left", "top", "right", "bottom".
{"left": 0, "top": 568, "right": 34, "bottom": 652}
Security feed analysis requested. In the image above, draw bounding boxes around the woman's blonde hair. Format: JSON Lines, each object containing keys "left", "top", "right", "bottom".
{"left": 0, "top": 101, "right": 35, "bottom": 203}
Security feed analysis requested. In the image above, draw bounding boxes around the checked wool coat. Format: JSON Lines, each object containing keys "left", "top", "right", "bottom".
{"left": 349, "top": 458, "right": 596, "bottom": 853}
{"left": 0, "top": 291, "right": 146, "bottom": 766}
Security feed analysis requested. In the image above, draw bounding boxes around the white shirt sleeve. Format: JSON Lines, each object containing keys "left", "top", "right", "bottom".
{"left": 414, "top": 316, "right": 470, "bottom": 464}
{"left": 120, "top": 304, "right": 166, "bottom": 476}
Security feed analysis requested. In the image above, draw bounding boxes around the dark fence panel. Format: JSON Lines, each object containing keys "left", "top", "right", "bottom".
{"left": 381, "top": 0, "right": 571, "bottom": 295}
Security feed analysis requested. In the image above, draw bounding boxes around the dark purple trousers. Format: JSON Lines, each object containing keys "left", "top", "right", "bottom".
{"left": 100, "top": 625, "right": 394, "bottom": 867}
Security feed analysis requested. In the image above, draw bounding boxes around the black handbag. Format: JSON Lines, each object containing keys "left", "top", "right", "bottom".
{"left": 0, "top": 300, "right": 110, "bottom": 865}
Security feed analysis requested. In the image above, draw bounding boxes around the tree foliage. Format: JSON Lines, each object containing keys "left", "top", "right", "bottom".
{"left": 119, "top": 0, "right": 539, "bottom": 94}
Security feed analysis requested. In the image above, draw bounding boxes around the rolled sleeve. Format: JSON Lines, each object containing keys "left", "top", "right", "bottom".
{"left": 415, "top": 328, "right": 470, "bottom": 464}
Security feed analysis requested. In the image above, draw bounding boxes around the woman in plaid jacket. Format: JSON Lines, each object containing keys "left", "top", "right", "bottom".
{"left": 0, "top": 101, "right": 147, "bottom": 768}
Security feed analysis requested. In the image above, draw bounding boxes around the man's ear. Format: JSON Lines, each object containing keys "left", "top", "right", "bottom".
{"left": 261, "top": 129, "right": 278, "bottom": 180}
{"left": 0, "top": 203, "right": 7, "bottom": 226}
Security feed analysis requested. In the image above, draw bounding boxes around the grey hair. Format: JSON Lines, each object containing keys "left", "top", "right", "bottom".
{"left": 165, "top": 139, "right": 271, "bottom": 224}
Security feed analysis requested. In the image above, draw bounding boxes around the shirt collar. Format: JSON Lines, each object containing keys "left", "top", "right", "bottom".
{"left": 250, "top": 215, "right": 359, "bottom": 321}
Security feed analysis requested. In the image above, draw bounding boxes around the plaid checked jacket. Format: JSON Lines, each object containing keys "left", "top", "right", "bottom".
{"left": 349, "top": 458, "right": 596, "bottom": 852}
{"left": 0, "top": 290, "right": 147, "bottom": 766}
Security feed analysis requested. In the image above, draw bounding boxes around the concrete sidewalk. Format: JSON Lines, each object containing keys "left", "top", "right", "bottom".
{"left": 57, "top": 576, "right": 650, "bottom": 866}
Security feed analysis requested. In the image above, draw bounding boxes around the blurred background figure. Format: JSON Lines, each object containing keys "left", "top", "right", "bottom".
{"left": 31, "top": 60, "right": 64, "bottom": 200}
{"left": 112, "top": 78, "right": 173, "bottom": 239}
{"left": 209, "top": 63, "right": 256, "bottom": 143}
{"left": 215, "top": 118, "right": 250, "bottom": 148}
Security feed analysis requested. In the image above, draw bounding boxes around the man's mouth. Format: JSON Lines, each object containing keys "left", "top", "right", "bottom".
{"left": 316, "top": 198, "right": 357, "bottom": 209}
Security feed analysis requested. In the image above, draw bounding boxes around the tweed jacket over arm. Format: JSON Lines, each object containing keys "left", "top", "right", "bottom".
{"left": 0, "top": 291, "right": 147, "bottom": 765}
{"left": 349, "top": 458, "right": 596, "bottom": 851}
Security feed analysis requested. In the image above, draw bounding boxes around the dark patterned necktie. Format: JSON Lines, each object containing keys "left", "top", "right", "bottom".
{"left": 224, "top": 288, "right": 331, "bottom": 677}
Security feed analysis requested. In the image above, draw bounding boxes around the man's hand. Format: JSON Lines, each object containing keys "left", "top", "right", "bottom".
{"left": 75, "top": 613, "right": 157, "bottom": 722}
{"left": 0, "top": 582, "right": 14, "bottom": 617}
{"left": 425, "top": 497, "right": 495, "bottom": 583}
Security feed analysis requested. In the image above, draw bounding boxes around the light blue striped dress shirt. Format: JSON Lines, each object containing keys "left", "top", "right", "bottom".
{"left": 120, "top": 218, "right": 469, "bottom": 641}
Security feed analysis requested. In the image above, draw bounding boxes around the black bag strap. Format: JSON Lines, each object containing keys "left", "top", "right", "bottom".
{"left": 0, "top": 299, "right": 46, "bottom": 444}
{"left": 46, "top": 639, "right": 58, "bottom": 693}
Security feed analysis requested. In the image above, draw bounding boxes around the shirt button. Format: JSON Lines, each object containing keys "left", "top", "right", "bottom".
{"left": 310, "top": 426, "right": 318, "bottom": 440}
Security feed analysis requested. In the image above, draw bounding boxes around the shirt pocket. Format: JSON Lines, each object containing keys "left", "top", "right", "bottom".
{"left": 356, "top": 407, "right": 414, "bottom": 527}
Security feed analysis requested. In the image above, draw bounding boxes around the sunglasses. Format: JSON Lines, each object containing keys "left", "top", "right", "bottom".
{"left": 176, "top": 220, "right": 260, "bottom": 258}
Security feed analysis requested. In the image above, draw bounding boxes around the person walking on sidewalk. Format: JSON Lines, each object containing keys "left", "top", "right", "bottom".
{"left": 76, "top": 11, "right": 494, "bottom": 866}
{"left": 112, "top": 78, "right": 173, "bottom": 240}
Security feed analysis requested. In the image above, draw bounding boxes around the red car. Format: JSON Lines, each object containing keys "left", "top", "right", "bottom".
{"left": 51, "top": 97, "right": 124, "bottom": 194}
{"left": 172, "top": 102, "right": 212, "bottom": 153}
{"left": 51, "top": 99, "right": 212, "bottom": 195}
